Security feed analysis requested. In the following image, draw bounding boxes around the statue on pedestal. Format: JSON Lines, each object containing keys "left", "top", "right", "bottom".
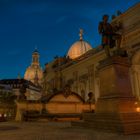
{"left": 98, "top": 15, "right": 122, "bottom": 57}
{"left": 63, "top": 84, "right": 71, "bottom": 97}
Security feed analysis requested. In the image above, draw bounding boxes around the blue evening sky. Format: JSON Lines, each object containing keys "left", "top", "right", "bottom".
{"left": 0, "top": 0, "right": 139, "bottom": 79}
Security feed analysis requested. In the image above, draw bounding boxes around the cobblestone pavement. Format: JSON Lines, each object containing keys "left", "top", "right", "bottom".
{"left": 0, "top": 121, "right": 140, "bottom": 140}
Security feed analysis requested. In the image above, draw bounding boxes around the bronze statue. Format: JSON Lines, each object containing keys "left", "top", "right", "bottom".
{"left": 64, "top": 84, "right": 71, "bottom": 97}
{"left": 98, "top": 15, "right": 122, "bottom": 57}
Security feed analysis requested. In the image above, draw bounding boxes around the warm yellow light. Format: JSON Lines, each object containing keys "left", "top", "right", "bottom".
{"left": 135, "top": 102, "right": 138, "bottom": 105}
{"left": 136, "top": 107, "right": 140, "bottom": 112}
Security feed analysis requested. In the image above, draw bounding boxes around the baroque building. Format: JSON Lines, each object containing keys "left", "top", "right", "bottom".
{"left": 43, "top": 29, "right": 97, "bottom": 102}
{"left": 15, "top": 3, "right": 140, "bottom": 122}
{"left": 0, "top": 79, "right": 41, "bottom": 101}
{"left": 43, "top": 3, "right": 140, "bottom": 102}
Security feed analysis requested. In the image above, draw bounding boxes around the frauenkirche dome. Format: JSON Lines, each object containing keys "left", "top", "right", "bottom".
{"left": 67, "top": 29, "right": 92, "bottom": 59}
{"left": 24, "top": 49, "right": 43, "bottom": 86}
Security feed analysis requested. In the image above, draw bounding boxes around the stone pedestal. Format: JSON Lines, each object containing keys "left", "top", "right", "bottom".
{"left": 92, "top": 56, "right": 140, "bottom": 134}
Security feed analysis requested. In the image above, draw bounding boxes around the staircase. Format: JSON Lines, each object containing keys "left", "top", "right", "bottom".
{"left": 72, "top": 112, "right": 140, "bottom": 134}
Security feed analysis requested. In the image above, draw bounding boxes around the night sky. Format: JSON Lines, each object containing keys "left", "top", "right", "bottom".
{"left": 0, "top": 0, "right": 139, "bottom": 79}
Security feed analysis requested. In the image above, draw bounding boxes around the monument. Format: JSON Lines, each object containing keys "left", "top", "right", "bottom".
{"left": 72, "top": 4, "right": 140, "bottom": 133}
{"left": 81, "top": 14, "right": 140, "bottom": 134}
{"left": 93, "top": 55, "right": 140, "bottom": 134}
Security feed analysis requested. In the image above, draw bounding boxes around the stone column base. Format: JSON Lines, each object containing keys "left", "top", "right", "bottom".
{"left": 96, "top": 97, "right": 137, "bottom": 113}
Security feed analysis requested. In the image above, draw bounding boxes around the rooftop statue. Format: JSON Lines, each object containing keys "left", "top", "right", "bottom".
{"left": 98, "top": 15, "right": 122, "bottom": 57}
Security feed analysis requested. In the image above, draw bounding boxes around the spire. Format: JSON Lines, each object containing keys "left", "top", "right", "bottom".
{"left": 32, "top": 48, "right": 39, "bottom": 66}
{"left": 17, "top": 73, "right": 21, "bottom": 79}
{"left": 34, "top": 45, "right": 38, "bottom": 53}
{"left": 79, "top": 29, "right": 84, "bottom": 41}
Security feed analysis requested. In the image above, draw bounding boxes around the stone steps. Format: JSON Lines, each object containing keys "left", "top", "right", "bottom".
{"left": 72, "top": 113, "right": 140, "bottom": 134}
{"left": 83, "top": 113, "right": 140, "bottom": 124}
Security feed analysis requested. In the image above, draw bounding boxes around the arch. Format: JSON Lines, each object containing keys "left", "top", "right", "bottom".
{"left": 47, "top": 92, "right": 84, "bottom": 103}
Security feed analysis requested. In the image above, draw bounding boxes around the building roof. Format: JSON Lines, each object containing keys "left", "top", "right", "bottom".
{"left": 0, "top": 78, "right": 41, "bottom": 90}
{"left": 0, "top": 84, "right": 12, "bottom": 91}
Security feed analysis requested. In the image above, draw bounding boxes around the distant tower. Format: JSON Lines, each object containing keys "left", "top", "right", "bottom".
{"left": 32, "top": 48, "right": 40, "bottom": 66}
{"left": 24, "top": 48, "right": 43, "bottom": 86}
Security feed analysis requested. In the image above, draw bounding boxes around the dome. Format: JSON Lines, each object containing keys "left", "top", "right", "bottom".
{"left": 67, "top": 40, "right": 92, "bottom": 59}
{"left": 24, "top": 66, "right": 43, "bottom": 84}
{"left": 24, "top": 49, "right": 43, "bottom": 85}
{"left": 67, "top": 29, "right": 92, "bottom": 59}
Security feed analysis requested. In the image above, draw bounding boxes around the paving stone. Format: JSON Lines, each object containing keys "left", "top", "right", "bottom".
{"left": 0, "top": 122, "right": 140, "bottom": 140}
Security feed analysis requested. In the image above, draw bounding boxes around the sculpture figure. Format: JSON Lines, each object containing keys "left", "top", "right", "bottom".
{"left": 98, "top": 15, "right": 122, "bottom": 57}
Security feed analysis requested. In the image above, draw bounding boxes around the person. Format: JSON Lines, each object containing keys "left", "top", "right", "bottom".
{"left": 98, "top": 15, "right": 122, "bottom": 57}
